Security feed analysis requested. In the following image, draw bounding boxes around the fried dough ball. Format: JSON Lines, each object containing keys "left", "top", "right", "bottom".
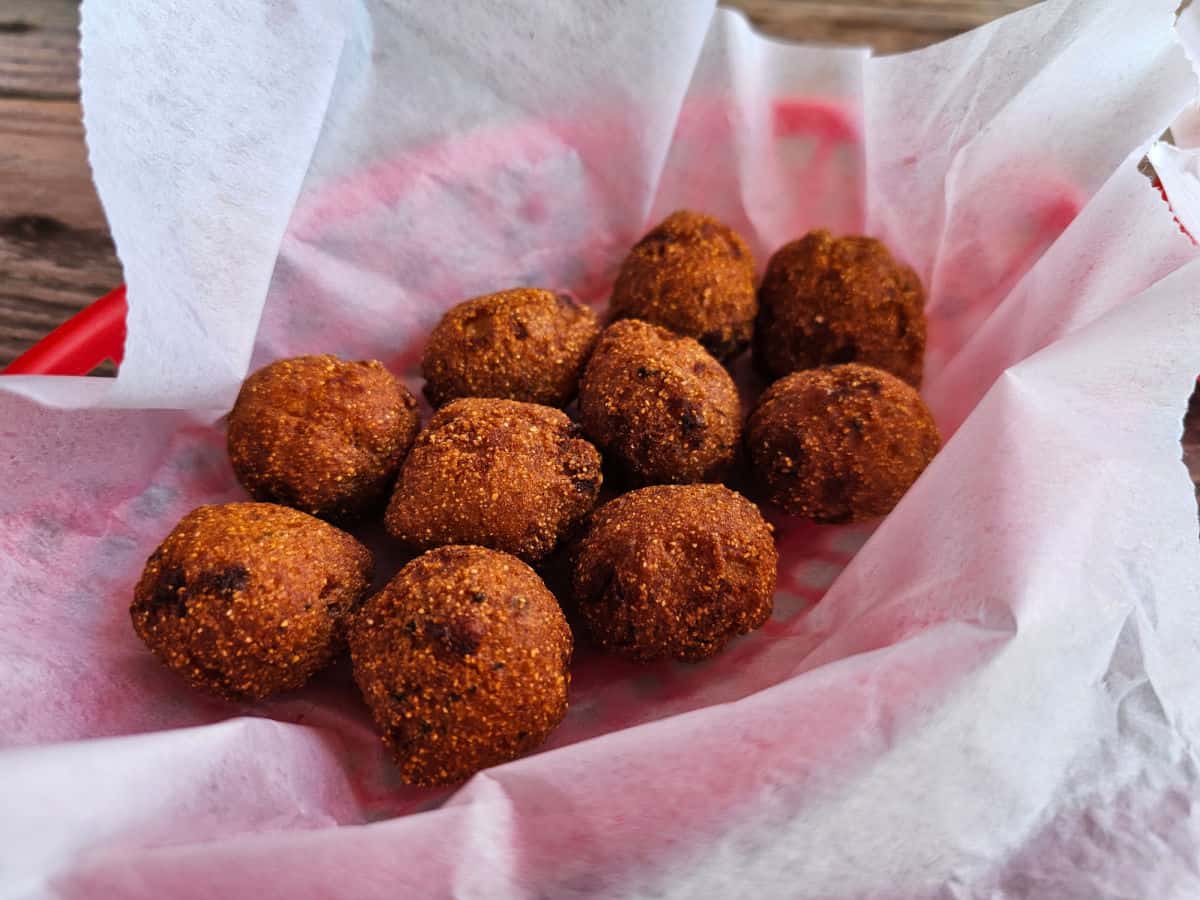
{"left": 131, "top": 503, "right": 372, "bottom": 701}
{"left": 385, "top": 398, "right": 602, "bottom": 562}
{"left": 755, "top": 230, "right": 926, "bottom": 385}
{"left": 577, "top": 319, "right": 740, "bottom": 484}
{"left": 572, "top": 484, "right": 776, "bottom": 662}
{"left": 349, "top": 545, "right": 571, "bottom": 786}
{"left": 421, "top": 288, "right": 601, "bottom": 407}
{"left": 610, "top": 210, "right": 756, "bottom": 360}
{"left": 746, "top": 363, "right": 940, "bottom": 522}
{"left": 227, "top": 355, "right": 420, "bottom": 522}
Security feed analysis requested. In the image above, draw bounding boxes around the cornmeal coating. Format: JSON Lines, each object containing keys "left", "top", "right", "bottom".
{"left": 572, "top": 484, "right": 776, "bottom": 662}
{"left": 577, "top": 319, "right": 740, "bottom": 484}
{"left": 610, "top": 210, "right": 756, "bottom": 360}
{"left": 755, "top": 231, "right": 926, "bottom": 385}
{"left": 746, "top": 363, "right": 940, "bottom": 522}
{"left": 350, "top": 545, "right": 571, "bottom": 786}
{"left": 385, "top": 398, "right": 602, "bottom": 562}
{"left": 131, "top": 503, "right": 372, "bottom": 701}
{"left": 422, "top": 288, "right": 601, "bottom": 407}
{"left": 228, "top": 355, "right": 420, "bottom": 522}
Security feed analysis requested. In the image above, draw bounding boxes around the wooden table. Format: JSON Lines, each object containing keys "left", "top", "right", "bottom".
{"left": 0, "top": 0, "right": 1036, "bottom": 367}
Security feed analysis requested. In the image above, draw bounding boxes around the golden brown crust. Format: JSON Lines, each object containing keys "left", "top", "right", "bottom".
{"left": 572, "top": 484, "right": 776, "bottom": 662}
{"left": 349, "top": 545, "right": 571, "bottom": 786}
{"left": 130, "top": 503, "right": 373, "bottom": 701}
{"left": 755, "top": 230, "right": 926, "bottom": 386}
{"left": 384, "top": 398, "right": 602, "bottom": 562}
{"left": 610, "top": 210, "right": 756, "bottom": 360}
{"left": 227, "top": 355, "right": 420, "bottom": 522}
{"left": 577, "top": 319, "right": 740, "bottom": 484}
{"left": 745, "top": 363, "right": 940, "bottom": 522}
{"left": 421, "top": 288, "right": 601, "bottom": 407}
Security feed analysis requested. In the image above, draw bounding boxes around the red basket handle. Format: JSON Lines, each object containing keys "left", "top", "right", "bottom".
{"left": 2, "top": 286, "right": 127, "bottom": 376}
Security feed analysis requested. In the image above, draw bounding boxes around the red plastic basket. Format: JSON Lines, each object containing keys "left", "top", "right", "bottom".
{"left": 1, "top": 286, "right": 127, "bottom": 376}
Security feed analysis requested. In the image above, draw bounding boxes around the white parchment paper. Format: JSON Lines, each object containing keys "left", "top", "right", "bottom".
{"left": 3, "top": 0, "right": 1200, "bottom": 897}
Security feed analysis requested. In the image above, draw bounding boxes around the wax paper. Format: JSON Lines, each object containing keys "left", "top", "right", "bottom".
{"left": 3, "top": 0, "right": 1200, "bottom": 897}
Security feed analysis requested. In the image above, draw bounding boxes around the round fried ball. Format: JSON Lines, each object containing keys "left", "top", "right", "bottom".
{"left": 610, "top": 210, "right": 756, "bottom": 360}
{"left": 131, "top": 502, "right": 372, "bottom": 701}
{"left": 228, "top": 354, "right": 421, "bottom": 522}
{"left": 349, "top": 545, "right": 571, "bottom": 786}
{"left": 755, "top": 230, "right": 927, "bottom": 385}
{"left": 746, "top": 363, "right": 940, "bottom": 522}
{"left": 572, "top": 484, "right": 776, "bottom": 662}
{"left": 422, "top": 288, "right": 601, "bottom": 408}
{"left": 577, "top": 319, "right": 740, "bottom": 484}
{"left": 385, "top": 398, "right": 602, "bottom": 562}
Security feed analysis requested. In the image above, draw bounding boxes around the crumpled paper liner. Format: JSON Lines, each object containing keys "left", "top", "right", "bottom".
{"left": 2, "top": 0, "right": 1200, "bottom": 897}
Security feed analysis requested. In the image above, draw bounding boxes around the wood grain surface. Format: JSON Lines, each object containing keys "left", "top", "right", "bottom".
{"left": 0, "top": 0, "right": 1040, "bottom": 366}
{"left": 0, "top": 0, "right": 121, "bottom": 367}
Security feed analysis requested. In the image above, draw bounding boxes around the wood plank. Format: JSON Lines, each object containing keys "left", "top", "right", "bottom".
{"left": 726, "top": 0, "right": 1039, "bottom": 52}
{"left": 0, "top": 90, "right": 121, "bottom": 368}
{"left": 0, "top": 0, "right": 119, "bottom": 369}
{"left": 0, "top": 98, "right": 108, "bottom": 230}
{"left": 0, "top": 0, "right": 80, "bottom": 100}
